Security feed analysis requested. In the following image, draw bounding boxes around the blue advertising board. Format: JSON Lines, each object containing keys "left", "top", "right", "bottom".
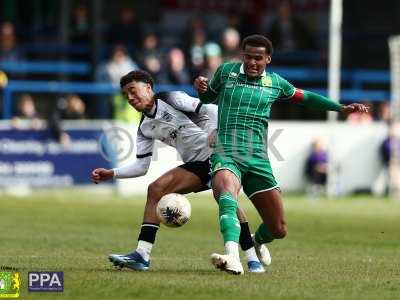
{"left": 0, "top": 126, "right": 113, "bottom": 187}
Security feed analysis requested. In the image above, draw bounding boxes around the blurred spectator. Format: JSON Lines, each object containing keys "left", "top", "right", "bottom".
{"left": 226, "top": 13, "right": 244, "bottom": 36}
{"left": 109, "top": 6, "right": 143, "bottom": 48}
{"left": 162, "top": 47, "right": 190, "bottom": 85}
{"left": 96, "top": 45, "right": 139, "bottom": 118}
{"left": 267, "top": 1, "right": 316, "bottom": 52}
{"left": 201, "top": 42, "right": 223, "bottom": 79}
{"left": 373, "top": 135, "right": 391, "bottom": 196}
{"left": 305, "top": 138, "right": 328, "bottom": 199}
{"left": 12, "top": 94, "right": 41, "bottom": 130}
{"left": 50, "top": 94, "right": 87, "bottom": 147}
{"left": 183, "top": 16, "right": 208, "bottom": 49}
{"left": 62, "top": 94, "right": 86, "bottom": 120}
{"left": 138, "top": 33, "right": 164, "bottom": 82}
{"left": 184, "top": 18, "right": 208, "bottom": 80}
{"left": 381, "top": 136, "right": 391, "bottom": 170}
{"left": 139, "top": 33, "right": 161, "bottom": 62}
{"left": 15, "top": 94, "right": 38, "bottom": 119}
{"left": 226, "top": 11, "right": 260, "bottom": 38}
{"left": 221, "top": 27, "right": 241, "bottom": 62}
{"left": 71, "top": 4, "right": 90, "bottom": 44}
{"left": 377, "top": 101, "right": 391, "bottom": 122}
{"left": 0, "top": 22, "right": 21, "bottom": 61}
{"left": 103, "top": 45, "right": 138, "bottom": 85}
{"left": 0, "top": 70, "right": 8, "bottom": 87}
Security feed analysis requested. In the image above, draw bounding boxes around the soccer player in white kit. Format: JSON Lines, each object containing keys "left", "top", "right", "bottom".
{"left": 91, "top": 70, "right": 270, "bottom": 273}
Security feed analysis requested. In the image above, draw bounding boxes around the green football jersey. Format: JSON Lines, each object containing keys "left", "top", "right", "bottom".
{"left": 199, "top": 62, "right": 295, "bottom": 158}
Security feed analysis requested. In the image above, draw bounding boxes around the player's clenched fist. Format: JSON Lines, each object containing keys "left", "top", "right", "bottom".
{"left": 91, "top": 168, "right": 114, "bottom": 183}
{"left": 194, "top": 76, "right": 209, "bottom": 93}
{"left": 341, "top": 103, "right": 370, "bottom": 115}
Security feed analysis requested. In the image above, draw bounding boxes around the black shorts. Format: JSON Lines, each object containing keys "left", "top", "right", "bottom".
{"left": 178, "top": 158, "right": 211, "bottom": 192}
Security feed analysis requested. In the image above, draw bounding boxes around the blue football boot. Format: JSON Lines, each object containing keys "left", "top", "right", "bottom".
{"left": 109, "top": 251, "right": 150, "bottom": 271}
{"left": 247, "top": 260, "right": 266, "bottom": 273}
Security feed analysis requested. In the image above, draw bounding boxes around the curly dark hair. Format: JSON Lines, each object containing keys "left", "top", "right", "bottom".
{"left": 241, "top": 34, "right": 273, "bottom": 55}
{"left": 120, "top": 70, "right": 154, "bottom": 89}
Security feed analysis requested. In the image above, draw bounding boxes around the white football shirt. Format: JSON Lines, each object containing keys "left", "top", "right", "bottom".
{"left": 114, "top": 91, "right": 217, "bottom": 178}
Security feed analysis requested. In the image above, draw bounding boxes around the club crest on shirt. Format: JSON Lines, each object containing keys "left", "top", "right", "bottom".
{"left": 161, "top": 111, "right": 173, "bottom": 122}
{"left": 229, "top": 72, "right": 238, "bottom": 78}
{"left": 261, "top": 76, "right": 272, "bottom": 87}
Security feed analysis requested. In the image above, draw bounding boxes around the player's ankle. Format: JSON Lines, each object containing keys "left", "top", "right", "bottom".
{"left": 136, "top": 240, "right": 153, "bottom": 261}
{"left": 225, "top": 241, "right": 240, "bottom": 261}
{"left": 245, "top": 247, "right": 259, "bottom": 263}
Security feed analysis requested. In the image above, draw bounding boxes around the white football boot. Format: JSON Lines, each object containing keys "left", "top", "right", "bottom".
{"left": 210, "top": 253, "right": 244, "bottom": 275}
{"left": 252, "top": 234, "right": 272, "bottom": 266}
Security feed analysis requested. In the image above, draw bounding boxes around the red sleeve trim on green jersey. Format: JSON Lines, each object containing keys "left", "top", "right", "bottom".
{"left": 289, "top": 88, "right": 304, "bottom": 103}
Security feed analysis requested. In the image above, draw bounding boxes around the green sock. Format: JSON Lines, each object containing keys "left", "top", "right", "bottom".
{"left": 219, "top": 192, "right": 240, "bottom": 243}
{"left": 255, "top": 223, "right": 274, "bottom": 244}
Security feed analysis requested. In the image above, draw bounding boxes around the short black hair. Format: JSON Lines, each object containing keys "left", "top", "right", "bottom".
{"left": 120, "top": 70, "right": 154, "bottom": 89}
{"left": 241, "top": 35, "right": 273, "bottom": 55}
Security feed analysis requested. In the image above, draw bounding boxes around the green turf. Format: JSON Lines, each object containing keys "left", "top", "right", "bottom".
{"left": 1, "top": 191, "right": 399, "bottom": 300}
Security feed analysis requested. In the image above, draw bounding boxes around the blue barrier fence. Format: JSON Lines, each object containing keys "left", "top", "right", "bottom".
{"left": 19, "top": 43, "right": 90, "bottom": 55}
{"left": 1, "top": 81, "right": 196, "bottom": 119}
{"left": 270, "top": 67, "right": 391, "bottom": 89}
{"left": 0, "top": 60, "right": 391, "bottom": 88}
{"left": 0, "top": 60, "right": 90, "bottom": 75}
{"left": 0, "top": 60, "right": 391, "bottom": 119}
{"left": 1, "top": 79, "right": 390, "bottom": 119}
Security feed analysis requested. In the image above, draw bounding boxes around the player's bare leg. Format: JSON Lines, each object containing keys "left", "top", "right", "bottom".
{"left": 249, "top": 188, "right": 287, "bottom": 266}
{"left": 250, "top": 188, "right": 287, "bottom": 239}
{"left": 210, "top": 169, "right": 245, "bottom": 275}
{"left": 109, "top": 167, "right": 203, "bottom": 270}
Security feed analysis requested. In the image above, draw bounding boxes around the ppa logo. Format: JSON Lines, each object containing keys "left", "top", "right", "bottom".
{"left": 28, "top": 272, "right": 64, "bottom": 292}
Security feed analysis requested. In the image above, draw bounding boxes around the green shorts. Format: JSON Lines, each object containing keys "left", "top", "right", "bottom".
{"left": 210, "top": 152, "right": 279, "bottom": 198}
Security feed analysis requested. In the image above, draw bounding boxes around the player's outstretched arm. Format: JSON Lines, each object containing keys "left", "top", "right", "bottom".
{"left": 290, "top": 89, "right": 341, "bottom": 111}
{"left": 290, "top": 89, "right": 369, "bottom": 114}
{"left": 113, "top": 156, "right": 151, "bottom": 179}
{"left": 91, "top": 156, "right": 151, "bottom": 183}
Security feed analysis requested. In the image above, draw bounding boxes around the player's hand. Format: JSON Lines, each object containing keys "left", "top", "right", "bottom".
{"left": 207, "top": 129, "right": 217, "bottom": 148}
{"left": 194, "top": 76, "right": 209, "bottom": 93}
{"left": 341, "top": 103, "right": 370, "bottom": 115}
{"left": 91, "top": 168, "right": 114, "bottom": 183}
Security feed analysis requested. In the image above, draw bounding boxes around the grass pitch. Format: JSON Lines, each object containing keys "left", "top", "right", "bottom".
{"left": 1, "top": 191, "right": 399, "bottom": 300}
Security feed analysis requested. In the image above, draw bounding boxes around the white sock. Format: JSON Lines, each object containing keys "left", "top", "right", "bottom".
{"left": 245, "top": 247, "right": 259, "bottom": 263}
{"left": 136, "top": 240, "right": 153, "bottom": 261}
{"left": 225, "top": 241, "right": 240, "bottom": 261}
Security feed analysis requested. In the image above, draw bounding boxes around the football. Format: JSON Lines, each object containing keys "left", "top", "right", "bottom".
{"left": 156, "top": 193, "right": 191, "bottom": 227}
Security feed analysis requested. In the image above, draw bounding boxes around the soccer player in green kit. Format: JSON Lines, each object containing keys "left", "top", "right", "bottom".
{"left": 194, "top": 35, "right": 369, "bottom": 275}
